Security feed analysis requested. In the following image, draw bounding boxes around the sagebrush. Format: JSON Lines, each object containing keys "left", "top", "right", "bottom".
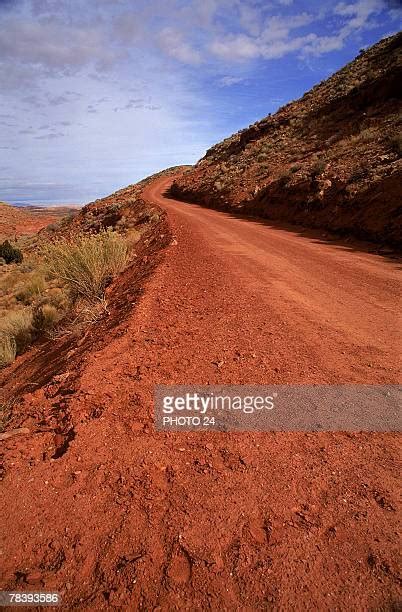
{"left": 43, "top": 230, "right": 129, "bottom": 301}
{"left": 0, "top": 309, "right": 33, "bottom": 366}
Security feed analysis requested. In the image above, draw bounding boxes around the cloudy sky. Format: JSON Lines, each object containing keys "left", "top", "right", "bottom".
{"left": 0, "top": 0, "right": 400, "bottom": 204}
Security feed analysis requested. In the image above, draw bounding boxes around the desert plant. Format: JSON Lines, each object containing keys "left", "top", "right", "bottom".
{"left": 15, "top": 273, "right": 46, "bottom": 305}
{"left": 358, "top": 127, "right": 377, "bottom": 143}
{"left": 278, "top": 170, "right": 291, "bottom": 185}
{"left": 77, "top": 298, "right": 109, "bottom": 324}
{"left": 290, "top": 164, "right": 301, "bottom": 173}
{"left": 32, "top": 303, "right": 60, "bottom": 332}
{"left": 0, "top": 309, "right": 33, "bottom": 355}
{"left": 43, "top": 229, "right": 129, "bottom": 302}
{"left": 389, "top": 133, "right": 402, "bottom": 156}
{"left": 0, "top": 333, "right": 17, "bottom": 368}
{"left": 0, "top": 240, "right": 23, "bottom": 264}
{"left": 0, "top": 400, "right": 13, "bottom": 431}
{"left": 311, "top": 159, "right": 326, "bottom": 177}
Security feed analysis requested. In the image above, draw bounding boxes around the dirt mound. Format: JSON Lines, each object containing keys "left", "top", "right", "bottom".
{"left": 171, "top": 33, "right": 402, "bottom": 247}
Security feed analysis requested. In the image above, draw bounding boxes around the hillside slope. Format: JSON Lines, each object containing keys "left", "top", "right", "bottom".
{"left": 171, "top": 33, "right": 402, "bottom": 247}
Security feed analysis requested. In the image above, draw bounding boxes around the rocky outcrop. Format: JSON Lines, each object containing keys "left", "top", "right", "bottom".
{"left": 171, "top": 33, "right": 402, "bottom": 247}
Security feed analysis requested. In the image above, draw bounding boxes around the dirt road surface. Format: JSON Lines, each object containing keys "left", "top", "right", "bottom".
{"left": 1, "top": 176, "right": 401, "bottom": 610}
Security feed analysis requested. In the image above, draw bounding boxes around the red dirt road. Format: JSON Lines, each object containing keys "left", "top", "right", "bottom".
{"left": 1, "top": 176, "right": 401, "bottom": 609}
{"left": 145, "top": 177, "right": 401, "bottom": 385}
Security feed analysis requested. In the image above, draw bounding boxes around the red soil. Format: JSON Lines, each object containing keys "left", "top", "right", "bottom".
{"left": 0, "top": 176, "right": 401, "bottom": 609}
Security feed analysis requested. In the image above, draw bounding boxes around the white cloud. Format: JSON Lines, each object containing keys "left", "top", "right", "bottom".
{"left": 210, "top": 12, "right": 316, "bottom": 61}
{"left": 218, "top": 76, "right": 245, "bottom": 87}
{"left": 210, "top": 34, "right": 260, "bottom": 60}
{"left": 158, "top": 27, "right": 202, "bottom": 65}
{"left": 303, "top": 0, "right": 386, "bottom": 56}
{"left": 0, "top": 16, "right": 120, "bottom": 73}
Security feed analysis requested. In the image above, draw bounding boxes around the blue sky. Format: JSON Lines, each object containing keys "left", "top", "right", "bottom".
{"left": 0, "top": 0, "right": 400, "bottom": 204}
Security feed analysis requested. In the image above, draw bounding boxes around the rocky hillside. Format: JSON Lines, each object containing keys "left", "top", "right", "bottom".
{"left": 171, "top": 33, "right": 402, "bottom": 247}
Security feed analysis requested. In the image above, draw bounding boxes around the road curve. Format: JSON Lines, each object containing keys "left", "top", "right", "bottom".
{"left": 143, "top": 176, "right": 401, "bottom": 384}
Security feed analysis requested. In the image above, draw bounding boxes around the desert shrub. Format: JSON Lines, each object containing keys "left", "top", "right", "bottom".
{"left": 0, "top": 333, "right": 16, "bottom": 368}
{"left": 77, "top": 298, "right": 109, "bottom": 324}
{"left": 347, "top": 127, "right": 378, "bottom": 146}
{"left": 0, "top": 240, "right": 23, "bottom": 264}
{"left": 46, "top": 223, "right": 59, "bottom": 233}
{"left": 32, "top": 303, "right": 60, "bottom": 332}
{"left": 43, "top": 229, "right": 129, "bottom": 301}
{"left": 0, "top": 309, "right": 33, "bottom": 355}
{"left": 311, "top": 159, "right": 326, "bottom": 177}
{"left": 389, "top": 134, "right": 402, "bottom": 156}
{"left": 0, "top": 400, "right": 13, "bottom": 431}
{"left": 15, "top": 273, "right": 46, "bottom": 305}
{"left": 278, "top": 170, "right": 291, "bottom": 185}
{"left": 358, "top": 127, "right": 377, "bottom": 143}
{"left": 60, "top": 212, "right": 76, "bottom": 227}
{"left": 261, "top": 142, "right": 272, "bottom": 152}
{"left": 45, "top": 287, "right": 70, "bottom": 310}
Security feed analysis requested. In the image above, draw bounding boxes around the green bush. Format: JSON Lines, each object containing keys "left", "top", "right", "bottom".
{"left": 0, "top": 240, "right": 23, "bottom": 264}
{"left": 43, "top": 229, "right": 129, "bottom": 301}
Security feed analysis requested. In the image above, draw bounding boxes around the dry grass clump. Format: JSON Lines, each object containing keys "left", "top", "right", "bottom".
{"left": 43, "top": 230, "right": 129, "bottom": 302}
{"left": 0, "top": 309, "right": 33, "bottom": 366}
{"left": 389, "top": 133, "right": 402, "bottom": 156}
{"left": 15, "top": 272, "right": 46, "bottom": 304}
{"left": 0, "top": 333, "right": 17, "bottom": 368}
{"left": 32, "top": 303, "right": 61, "bottom": 331}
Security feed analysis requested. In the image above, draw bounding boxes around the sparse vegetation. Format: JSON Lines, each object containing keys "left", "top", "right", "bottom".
{"left": 0, "top": 309, "right": 33, "bottom": 363}
{"left": 0, "top": 183, "right": 158, "bottom": 368}
{"left": 347, "top": 127, "right": 378, "bottom": 146}
{"left": 311, "top": 159, "right": 326, "bottom": 177}
{"left": 32, "top": 303, "right": 60, "bottom": 332}
{"left": 0, "top": 399, "right": 13, "bottom": 432}
{"left": 0, "top": 240, "right": 23, "bottom": 264}
{"left": 278, "top": 170, "right": 291, "bottom": 185}
{"left": 0, "top": 333, "right": 17, "bottom": 368}
{"left": 43, "top": 229, "right": 129, "bottom": 302}
{"left": 15, "top": 273, "right": 46, "bottom": 304}
{"left": 389, "top": 133, "right": 402, "bottom": 156}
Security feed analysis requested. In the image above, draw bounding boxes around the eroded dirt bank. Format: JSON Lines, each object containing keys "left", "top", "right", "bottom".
{"left": 0, "top": 175, "right": 401, "bottom": 610}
